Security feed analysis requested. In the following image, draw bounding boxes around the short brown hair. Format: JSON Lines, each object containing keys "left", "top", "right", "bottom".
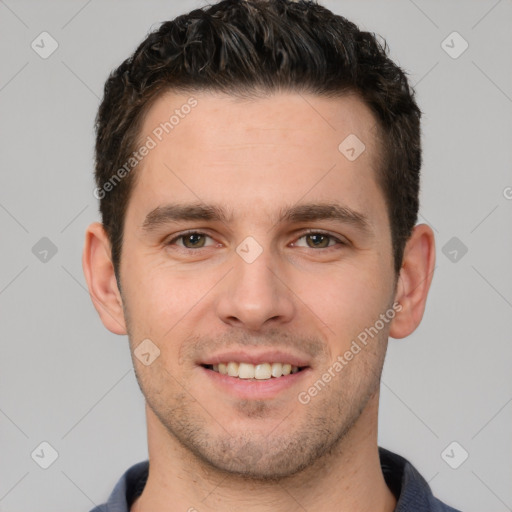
{"left": 94, "top": 0, "right": 421, "bottom": 281}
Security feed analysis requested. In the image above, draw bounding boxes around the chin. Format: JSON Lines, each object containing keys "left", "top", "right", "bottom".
{"left": 182, "top": 430, "right": 337, "bottom": 481}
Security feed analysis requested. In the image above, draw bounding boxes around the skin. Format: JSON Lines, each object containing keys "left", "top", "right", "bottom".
{"left": 83, "top": 90, "right": 435, "bottom": 511}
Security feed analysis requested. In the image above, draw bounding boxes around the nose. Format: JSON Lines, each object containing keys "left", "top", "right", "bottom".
{"left": 214, "top": 243, "right": 296, "bottom": 332}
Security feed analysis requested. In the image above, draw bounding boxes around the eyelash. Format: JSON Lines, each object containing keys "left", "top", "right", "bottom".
{"left": 166, "top": 229, "right": 347, "bottom": 252}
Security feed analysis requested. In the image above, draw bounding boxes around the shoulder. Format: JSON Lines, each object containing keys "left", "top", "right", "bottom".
{"left": 379, "top": 447, "right": 463, "bottom": 512}
{"left": 89, "top": 460, "right": 149, "bottom": 512}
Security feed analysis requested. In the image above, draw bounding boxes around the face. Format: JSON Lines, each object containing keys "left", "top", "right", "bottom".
{"left": 119, "top": 90, "right": 398, "bottom": 478}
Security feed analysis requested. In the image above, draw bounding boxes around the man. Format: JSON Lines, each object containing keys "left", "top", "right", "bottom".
{"left": 82, "top": 0, "right": 462, "bottom": 510}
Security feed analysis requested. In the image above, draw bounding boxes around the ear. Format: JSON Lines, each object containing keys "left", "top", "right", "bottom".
{"left": 82, "top": 222, "right": 127, "bottom": 335}
{"left": 389, "top": 224, "right": 436, "bottom": 339}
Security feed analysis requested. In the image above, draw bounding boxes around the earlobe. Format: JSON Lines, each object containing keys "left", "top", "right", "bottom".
{"left": 82, "top": 222, "right": 127, "bottom": 335}
{"left": 389, "top": 224, "right": 436, "bottom": 339}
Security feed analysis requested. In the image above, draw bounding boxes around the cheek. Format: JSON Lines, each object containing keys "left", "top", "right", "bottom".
{"left": 295, "top": 264, "right": 392, "bottom": 347}
{"left": 123, "top": 258, "right": 231, "bottom": 355}
{"left": 122, "top": 262, "right": 195, "bottom": 337}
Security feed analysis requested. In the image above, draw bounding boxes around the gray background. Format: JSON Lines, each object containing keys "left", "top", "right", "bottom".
{"left": 0, "top": 0, "right": 511, "bottom": 511}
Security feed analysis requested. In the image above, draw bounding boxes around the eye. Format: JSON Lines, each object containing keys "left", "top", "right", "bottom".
{"left": 292, "top": 231, "right": 345, "bottom": 249}
{"left": 167, "top": 231, "right": 216, "bottom": 249}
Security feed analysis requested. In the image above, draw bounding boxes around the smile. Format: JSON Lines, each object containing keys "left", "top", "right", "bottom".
{"left": 203, "top": 362, "right": 305, "bottom": 380}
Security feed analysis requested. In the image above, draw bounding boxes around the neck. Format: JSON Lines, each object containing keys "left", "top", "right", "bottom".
{"left": 132, "top": 395, "right": 396, "bottom": 512}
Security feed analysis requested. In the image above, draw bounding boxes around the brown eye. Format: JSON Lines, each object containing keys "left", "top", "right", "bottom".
{"left": 305, "top": 233, "right": 331, "bottom": 248}
{"left": 292, "top": 231, "right": 342, "bottom": 249}
{"left": 181, "top": 233, "right": 207, "bottom": 248}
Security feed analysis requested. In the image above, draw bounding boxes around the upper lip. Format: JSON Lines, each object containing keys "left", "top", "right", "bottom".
{"left": 199, "top": 349, "right": 311, "bottom": 368}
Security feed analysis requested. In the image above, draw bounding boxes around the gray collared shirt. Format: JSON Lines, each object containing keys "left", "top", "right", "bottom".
{"left": 89, "top": 447, "right": 463, "bottom": 511}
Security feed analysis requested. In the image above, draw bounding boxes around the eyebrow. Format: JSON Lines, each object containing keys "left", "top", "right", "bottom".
{"left": 142, "top": 203, "right": 233, "bottom": 231}
{"left": 277, "top": 203, "right": 371, "bottom": 233}
{"left": 141, "top": 202, "right": 372, "bottom": 234}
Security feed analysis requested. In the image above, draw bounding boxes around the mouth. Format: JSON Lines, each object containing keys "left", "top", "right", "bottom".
{"left": 198, "top": 350, "right": 312, "bottom": 399}
{"left": 202, "top": 362, "right": 307, "bottom": 380}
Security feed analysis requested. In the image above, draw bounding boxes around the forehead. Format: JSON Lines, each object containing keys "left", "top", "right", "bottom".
{"left": 141, "top": 89, "right": 380, "bottom": 162}
{"left": 129, "top": 89, "right": 386, "bottom": 227}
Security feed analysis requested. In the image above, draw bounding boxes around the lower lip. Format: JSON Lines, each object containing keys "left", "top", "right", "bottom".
{"left": 200, "top": 366, "right": 311, "bottom": 400}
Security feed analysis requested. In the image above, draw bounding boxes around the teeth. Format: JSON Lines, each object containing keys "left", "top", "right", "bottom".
{"left": 271, "top": 362, "right": 282, "bottom": 378}
{"left": 227, "top": 362, "right": 239, "bottom": 377}
{"left": 254, "top": 363, "right": 271, "bottom": 380}
{"left": 238, "top": 362, "right": 255, "bottom": 379}
{"left": 209, "top": 361, "right": 303, "bottom": 380}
